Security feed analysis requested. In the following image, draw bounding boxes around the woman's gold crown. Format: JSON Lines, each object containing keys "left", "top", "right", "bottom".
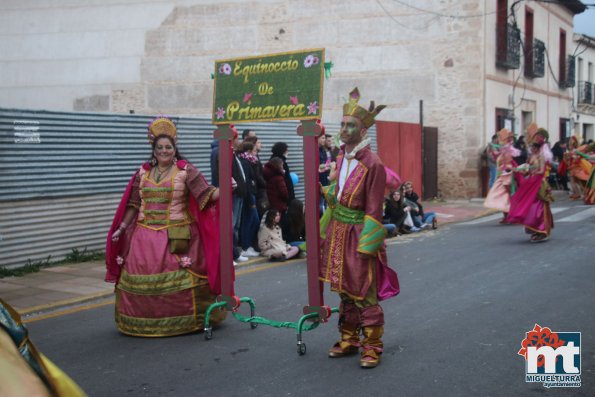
{"left": 147, "top": 116, "right": 177, "bottom": 144}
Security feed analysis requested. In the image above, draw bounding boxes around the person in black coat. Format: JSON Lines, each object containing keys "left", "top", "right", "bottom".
{"left": 383, "top": 189, "right": 411, "bottom": 236}
{"left": 551, "top": 139, "right": 569, "bottom": 191}
{"left": 281, "top": 199, "right": 306, "bottom": 245}
{"left": 513, "top": 135, "right": 528, "bottom": 165}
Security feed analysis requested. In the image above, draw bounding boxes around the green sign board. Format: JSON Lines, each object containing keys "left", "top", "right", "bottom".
{"left": 212, "top": 48, "right": 324, "bottom": 124}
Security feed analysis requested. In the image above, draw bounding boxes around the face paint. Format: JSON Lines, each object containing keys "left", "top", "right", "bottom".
{"left": 340, "top": 115, "right": 364, "bottom": 145}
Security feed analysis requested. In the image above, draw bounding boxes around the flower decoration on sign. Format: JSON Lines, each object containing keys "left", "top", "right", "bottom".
{"left": 116, "top": 256, "right": 124, "bottom": 266}
{"left": 179, "top": 256, "right": 193, "bottom": 268}
{"left": 218, "top": 63, "right": 232, "bottom": 75}
{"left": 290, "top": 96, "right": 299, "bottom": 105}
{"left": 304, "top": 54, "right": 319, "bottom": 68}
{"left": 518, "top": 324, "right": 565, "bottom": 367}
{"left": 216, "top": 107, "right": 225, "bottom": 120}
{"left": 307, "top": 101, "right": 319, "bottom": 115}
{"left": 243, "top": 92, "right": 253, "bottom": 104}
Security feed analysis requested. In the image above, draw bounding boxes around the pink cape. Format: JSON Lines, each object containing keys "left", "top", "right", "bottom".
{"left": 376, "top": 257, "right": 400, "bottom": 300}
{"left": 507, "top": 174, "right": 551, "bottom": 233}
{"left": 385, "top": 166, "right": 401, "bottom": 190}
{"left": 105, "top": 161, "right": 228, "bottom": 295}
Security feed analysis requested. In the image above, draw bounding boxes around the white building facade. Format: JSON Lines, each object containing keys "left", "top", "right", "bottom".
{"left": 484, "top": 0, "right": 586, "bottom": 144}
{"left": 574, "top": 33, "right": 595, "bottom": 142}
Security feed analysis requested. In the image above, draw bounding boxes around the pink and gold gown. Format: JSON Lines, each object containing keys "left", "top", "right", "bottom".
{"left": 106, "top": 161, "right": 226, "bottom": 337}
{"left": 507, "top": 153, "right": 554, "bottom": 236}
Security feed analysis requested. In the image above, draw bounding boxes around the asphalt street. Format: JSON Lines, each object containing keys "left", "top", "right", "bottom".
{"left": 27, "top": 200, "right": 594, "bottom": 397}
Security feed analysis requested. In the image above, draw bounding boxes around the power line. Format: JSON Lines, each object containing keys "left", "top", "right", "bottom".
{"left": 374, "top": 0, "right": 437, "bottom": 31}
{"left": 390, "top": 0, "right": 497, "bottom": 19}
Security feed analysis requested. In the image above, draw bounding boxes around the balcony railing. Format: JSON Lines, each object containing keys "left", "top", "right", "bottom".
{"left": 578, "top": 81, "right": 594, "bottom": 105}
{"left": 560, "top": 55, "right": 576, "bottom": 88}
{"left": 496, "top": 23, "right": 521, "bottom": 70}
{"left": 526, "top": 38, "right": 545, "bottom": 78}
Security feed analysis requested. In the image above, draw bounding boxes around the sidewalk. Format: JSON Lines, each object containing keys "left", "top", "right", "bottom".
{"left": 0, "top": 198, "right": 495, "bottom": 316}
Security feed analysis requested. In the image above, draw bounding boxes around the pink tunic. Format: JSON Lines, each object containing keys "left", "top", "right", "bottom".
{"left": 319, "top": 146, "right": 399, "bottom": 301}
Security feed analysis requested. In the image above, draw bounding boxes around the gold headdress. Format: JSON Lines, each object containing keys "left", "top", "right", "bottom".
{"left": 147, "top": 116, "right": 177, "bottom": 144}
{"left": 343, "top": 87, "right": 386, "bottom": 129}
{"left": 497, "top": 128, "right": 514, "bottom": 145}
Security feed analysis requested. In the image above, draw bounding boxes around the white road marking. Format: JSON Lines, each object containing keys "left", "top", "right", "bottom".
{"left": 557, "top": 207, "right": 595, "bottom": 222}
{"left": 458, "top": 207, "right": 570, "bottom": 225}
{"left": 458, "top": 213, "right": 503, "bottom": 225}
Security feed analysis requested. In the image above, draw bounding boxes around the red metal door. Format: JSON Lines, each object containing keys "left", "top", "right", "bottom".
{"left": 376, "top": 120, "right": 422, "bottom": 195}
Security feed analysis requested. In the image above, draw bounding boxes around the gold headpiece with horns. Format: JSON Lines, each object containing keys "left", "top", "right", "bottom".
{"left": 343, "top": 87, "right": 386, "bottom": 129}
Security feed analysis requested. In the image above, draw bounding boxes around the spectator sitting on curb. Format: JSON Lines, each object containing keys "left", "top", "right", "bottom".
{"left": 403, "top": 181, "right": 437, "bottom": 229}
{"left": 382, "top": 188, "right": 414, "bottom": 236}
{"left": 257, "top": 209, "right": 299, "bottom": 261}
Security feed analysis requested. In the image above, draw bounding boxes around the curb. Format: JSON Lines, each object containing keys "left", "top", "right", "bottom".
{"left": 20, "top": 290, "right": 114, "bottom": 317}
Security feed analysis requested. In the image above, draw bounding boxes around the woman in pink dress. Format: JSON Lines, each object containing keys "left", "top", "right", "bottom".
{"left": 105, "top": 117, "right": 226, "bottom": 337}
{"left": 483, "top": 128, "right": 520, "bottom": 222}
{"left": 507, "top": 128, "right": 554, "bottom": 243}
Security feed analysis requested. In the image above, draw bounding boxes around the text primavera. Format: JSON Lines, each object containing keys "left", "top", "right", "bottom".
{"left": 233, "top": 59, "right": 300, "bottom": 84}
{"left": 226, "top": 101, "right": 306, "bottom": 120}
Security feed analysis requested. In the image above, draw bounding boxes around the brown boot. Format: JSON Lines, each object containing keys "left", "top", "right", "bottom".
{"left": 328, "top": 302, "right": 361, "bottom": 358}
{"left": 359, "top": 304, "right": 385, "bottom": 368}
{"left": 360, "top": 325, "right": 384, "bottom": 368}
{"left": 328, "top": 323, "right": 361, "bottom": 357}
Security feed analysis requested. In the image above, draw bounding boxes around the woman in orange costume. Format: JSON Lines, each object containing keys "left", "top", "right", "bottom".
{"left": 565, "top": 136, "right": 592, "bottom": 200}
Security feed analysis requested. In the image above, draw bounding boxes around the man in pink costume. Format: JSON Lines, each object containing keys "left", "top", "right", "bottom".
{"left": 320, "top": 88, "right": 399, "bottom": 368}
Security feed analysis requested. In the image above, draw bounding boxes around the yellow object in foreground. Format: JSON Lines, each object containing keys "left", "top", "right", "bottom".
{"left": 0, "top": 298, "right": 87, "bottom": 397}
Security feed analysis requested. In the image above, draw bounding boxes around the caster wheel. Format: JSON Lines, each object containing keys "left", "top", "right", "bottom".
{"left": 250, "top": 322, "right": 258, "bottom": 329}
{"left": 297, "top": 343, "right": 307, "bottom": 355}
{"left": 205, "top": 328, "right": 213, "bottom": 340}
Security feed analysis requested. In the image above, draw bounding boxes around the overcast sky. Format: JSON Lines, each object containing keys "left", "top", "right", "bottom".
{"left": 574, "top": 6, "right": 595, "bottom": 36}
